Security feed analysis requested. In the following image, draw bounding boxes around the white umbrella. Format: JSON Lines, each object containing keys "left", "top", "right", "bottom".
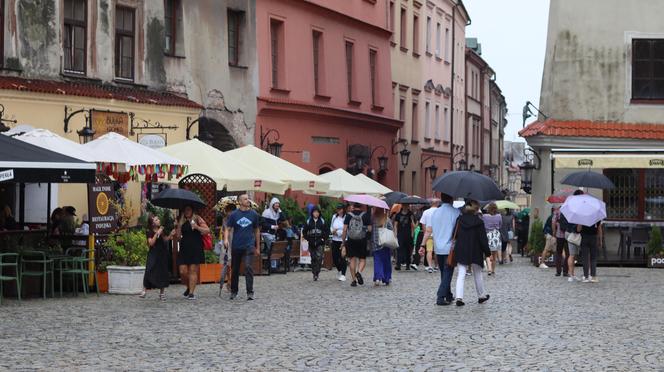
{"left": 560, "top": 194, "right": 607, "bottom": 227}
{"left": 15, "top": 129, "right": 93, "bottom": 161}
{"left": 317, "top": 169, "right": 373, "bottom": 197}
{"left": 354, "top": 173, "right": 393, "bottom": 196}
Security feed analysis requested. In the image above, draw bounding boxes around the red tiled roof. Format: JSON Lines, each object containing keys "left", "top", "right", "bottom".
{"left": 519, "top": 119, "right": 664, "bottom": 140}
{"left": 0, "top": 76, "right": 203, "bottom": 109}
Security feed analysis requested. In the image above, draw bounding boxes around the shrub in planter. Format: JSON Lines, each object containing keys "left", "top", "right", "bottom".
{"left": 528, "top": 218, "right": 545, "bottom": 259}
{"left": 647, "top": 226, "right": 664, "bottom": 268}
{"left": 102, "top": 229, "right": 149, "bottom": 294}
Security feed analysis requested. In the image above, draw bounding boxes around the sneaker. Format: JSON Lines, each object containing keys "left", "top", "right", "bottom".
{"left": 539, "top": 263, "right": 549, "bottom": 269}
{"left": 350, "top": 280, "right": 357, "bottom": 287}
{"left": 138, "top": 290, "right": 146, "bottom": 299}
{"left": 456, "top": 299, "right": 465, "bottom": 307}
{"left": 229, "top": 293, "right": 237, "bottom": 300}
{"left": 568, "top": 276, "right": 575, "bottom": 282}
{"left": 247, "top": 293, "right": 254, "bottom": 301}
{"left": 356, "top": 272, "right": 364, "bottom": 285}
{"left": 374, "top": 280, "right": 381, "bottom": 286}
{"left": 183, "top": 288, "right": 190, "bottom": 297}
{"left": 590, "top": 277, "right": 599, "bottom": 283}
{"left": 394, "top": 266, "right": 401, "bottom": 271}
{"left": 582, "top": 277, "right": 590, "bottom": 283}
{"left": 187, "top": 294, "right": 197, "bottom": 300}
{"left": 426, "top": 267, "right": 434, "bottom": 273}
{"left": 478, "top": 294, "right": 490, "bottom": 304}
{"left": 159, "top": 293, "right": 166, "bottom": 302}
{"left": 339, "top": 274, "right": 347, "bottom": 282}
{"left": 436, "top": 299, "right": 452, "bottom": 306}
{"left": 555, "top": 273, "right": 561, "bottom": 277}
{"left": 410, "top": 264, "right": 419, "bottom": 271}
{"left": 313, "top": 275, "right": 318, "bottom": 281}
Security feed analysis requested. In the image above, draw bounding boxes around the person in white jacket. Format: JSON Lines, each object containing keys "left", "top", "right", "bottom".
{"left": 330, "top": 204, "right": 347, "bottom": 281}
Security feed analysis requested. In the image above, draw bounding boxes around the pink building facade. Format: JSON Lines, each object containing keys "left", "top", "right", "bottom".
{"left": 255, "top": 0, "right": 401, "bottom": 189}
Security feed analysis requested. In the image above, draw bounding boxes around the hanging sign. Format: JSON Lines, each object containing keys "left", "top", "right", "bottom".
{"left": 91, "top": 110, "right": 129, "bottom": 138}
{"left": 138, "top": 133, "right": 166, "bottom": 149}
{"left": 88, "top": 183, "right": 117, "bottom": 234}
{"left": 0, "top": 169, "right": 14, "bottom": 182}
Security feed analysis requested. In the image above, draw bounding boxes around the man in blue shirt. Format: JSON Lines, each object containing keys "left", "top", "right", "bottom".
{"left": 224, "top": 194, "right": 261, "bottom": 300}
{"left": 420, "top": 193, "right": 461, "bottom": 306}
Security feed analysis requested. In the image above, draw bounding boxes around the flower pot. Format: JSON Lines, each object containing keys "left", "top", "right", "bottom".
{"left": 648, "top": 255, "right": 664, "bottom": 268}
{"left": 97, "top": 271, "right": 109, "bottom": 293}
{"left": 107, "top": 265, "right": 145, "bottom": 294}
{"left": 199, "top": 263, "right": 222, "bottom": 283}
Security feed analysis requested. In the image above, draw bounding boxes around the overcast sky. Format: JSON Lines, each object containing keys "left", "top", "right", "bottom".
{"left": 464, "top": 0, "right": 551, "bottom": 142}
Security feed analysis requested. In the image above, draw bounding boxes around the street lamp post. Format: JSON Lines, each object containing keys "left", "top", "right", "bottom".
{"left": 0, "top": 104, "right": 17, "bottom": 133}
{"left": 185, "top": 117, "right": 215, "bottom": 145}
{"left": 259, "top": 126, "right": 283, "bottom": 157}
{"left": 452, "top": 152, "right": 467, "bottom": 171}
{"left": 519, "top": 147, "right": 541, "bottom": 194}
{"left": 64, "top": 106, "right": 96, "bottom": 144}
{"left": 522, "top": 101, "right": 548, "bottom": 128}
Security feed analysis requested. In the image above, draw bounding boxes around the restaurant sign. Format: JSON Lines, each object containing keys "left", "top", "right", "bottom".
{"left": 648, "top": 256, "right": 664, "bottom": 268}
{"left": 0, "top": 169, "right": 14, "bottom": 182}
{"left": 138, "top": 134, "right": 166, "bottom": 149}
{"left": 555, "top": 154, "right": 664, "bottom": 169}
{"left": 87, "top": 183, "right": 117, "bottom": 234}
{"left": 91, "top": 110, "right": 129, "bottom": 138}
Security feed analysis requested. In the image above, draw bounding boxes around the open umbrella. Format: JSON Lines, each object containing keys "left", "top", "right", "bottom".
{"left": 560, "top": 194, "right": 606, "bottom": 227}
{"left": 399, "top": 196, "right": 430, "bottom": 205}
{"left": 432, "top": 171, "right": 503, "bottom": 201}
{"left": 560, "top": 171, "right": 615, "bottom": 189}
{"left": 486, "top": 200, "right": 520, "bottom": 210}
{"left": 384, "top": 191, "right": 407, "bottom": 206}
{"left": 547, "top": 188, "right": 576, "bottom": 204}
{"left": 151, "top": 188, "right": 206, "bottom": 210}
{"left": 344, "top": 194, "right": 389, "bottom": 209}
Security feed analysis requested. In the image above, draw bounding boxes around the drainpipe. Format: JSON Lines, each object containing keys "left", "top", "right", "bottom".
{"left": 450, "top": 0, "right": 471, "bottom": 170}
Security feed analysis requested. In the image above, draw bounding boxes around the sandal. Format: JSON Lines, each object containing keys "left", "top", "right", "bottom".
{"left": 138, "top": 290, "right": 146, "bottom": 299}
{"left": 159, "top": 293, "right": 166, "bottom": 302}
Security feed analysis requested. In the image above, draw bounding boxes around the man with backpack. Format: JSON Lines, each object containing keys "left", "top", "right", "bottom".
{"left": 341, "top": 203, "right": 372, "bottom": 287}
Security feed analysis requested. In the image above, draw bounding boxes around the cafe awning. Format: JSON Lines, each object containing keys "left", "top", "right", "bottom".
{"left": 159, "top": 139, "right": 288, "bottom": 194}
{"left": 0, "top": 132, "right": 96, "bottom": 183}
{"left": 553, "top": 150, "right": 664, "bottom": 169}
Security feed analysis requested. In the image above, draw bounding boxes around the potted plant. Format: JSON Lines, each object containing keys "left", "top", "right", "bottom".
{"left": 528, "top": 218, "right": 545, "bottom": 266}
{"left": 199, "top": 250, "right": 221, "bottom": 284}
{"left": 102, "top": 228, "right": 149, "bottom": 294}
{"left": 647, "top": 225, "right": 664, "bottom": 268}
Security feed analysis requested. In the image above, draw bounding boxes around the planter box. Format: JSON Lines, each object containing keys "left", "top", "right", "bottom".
{"left": 107, "top": 265, "right": 145, "bottom": 294}
{"left": 199, "top": 263, "right": 221, "bottom": 284}
{"left": 648, "top": 255, "right": 664, "bottom": 268}
{"left": 97, "top": 271, "right": 109, "bottom": 293}
{"left": 531, "top": 255, "right": 555, "bottom": 267}
{"left": 323, "top": 249, "right": 333, "bottom": 270}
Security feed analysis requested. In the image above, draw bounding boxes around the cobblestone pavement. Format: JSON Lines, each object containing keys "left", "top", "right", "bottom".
{"left": 1, "top": 257, "right": 664, "bottom": 371}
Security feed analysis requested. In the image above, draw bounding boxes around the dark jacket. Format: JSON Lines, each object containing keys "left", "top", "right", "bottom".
{"left": 302, "top": 217, "right": 329, "bottom": 247}
{"left": 454, "top": 213, "right": 491, "bottom": 267}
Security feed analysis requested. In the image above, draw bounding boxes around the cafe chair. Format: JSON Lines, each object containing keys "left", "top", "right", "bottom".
{"left": 59, "top": 249, "right": 99, "bottom": 297}
{"left": 628, "top": 226, "right": 650, "bottom": 260}
{"left": 0, "top": 253, "right": 21, "bottom": 305}
{"left": 269, "top": 241, "right": 289, "bottom": 274}
{"left": 20, "top": 251, "right": 54, "bottom": 299}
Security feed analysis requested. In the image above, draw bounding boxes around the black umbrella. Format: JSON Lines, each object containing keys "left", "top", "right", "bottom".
{"left": 384, "top": 191, "right": 408, "bottom": 206}
{"left": 398, "top": 196, "right": 430, "bottom": 205}
{"left": 432, "top": 171, "right": 503, "bottom": 201}
{"left": 560, "top": 171, "right": 615, "bottom": 189}
{"left": 151, "top": 188, "right": 206, "bottom": 210}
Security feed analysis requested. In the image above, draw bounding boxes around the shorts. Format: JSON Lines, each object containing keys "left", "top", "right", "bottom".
{"left": 425, "top": 238, "right": 434, "bottom": 253}
{"left": 543, "top": 234, "right": 557, "bottom": 254}
{"left": 565, "top": 232, "right": 579, "bottom": 255}
{"left": 346, "top": 239, "right": 368, "bottom": 259}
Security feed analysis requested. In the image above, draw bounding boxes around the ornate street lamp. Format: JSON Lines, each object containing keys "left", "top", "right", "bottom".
{"left": 0, "top": 104, "right": 17, "bottom": 133}
{"left": 76, "top": 125, "right": 96, "bottom": 144}
{"left": 399, "top": 148, "right": 411, "bottom": 168}
{"left": 378, "top": 155, "right": 388, "bottom": 172}
{"left": 519, "top": 147, "right": 541, "bottom": 194}
{"left": 428, "top": 163, "right": 438, "bottom": 180}
{"left": 267, "top": 141, "right": 283, "bottom": 157}
{"left": 458, "top": 158, "right": 467, "bottom": 171}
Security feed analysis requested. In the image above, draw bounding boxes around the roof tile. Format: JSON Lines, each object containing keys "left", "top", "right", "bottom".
{"left": 519, "top": 119, "right": 664, "bottom": 140}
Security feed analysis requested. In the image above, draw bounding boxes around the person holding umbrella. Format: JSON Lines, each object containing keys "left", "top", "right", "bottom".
{"left": 454, "top": 200, "right": 491, "bottom": 306}
{"left": 561, "top": 191, "right": 605, "bottom": 283}
{"left": 175, "top": 205, "right": 210, "bottom": 300}
{"left": 341, "top": 203, "right": 373, "bottom": 287}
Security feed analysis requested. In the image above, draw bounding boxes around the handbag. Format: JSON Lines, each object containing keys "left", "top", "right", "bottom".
{"left": 508, "top": 231, "right": 514, "bottom": 240}
{"left": 446, "top": 222, "right": 461, "bottom": 267}
{"left": 378, "top": 222, "right": 399, "bottom": 249}
{"left": 202, "top": 233, "right": 213, "bottom": 251}
{"left": 567, "top": 232, "right": 582, "bottom": 246}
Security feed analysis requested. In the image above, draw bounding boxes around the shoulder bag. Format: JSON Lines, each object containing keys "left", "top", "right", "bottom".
{"left": 566, "top": 232, "right": 582, "bottom": 246}
{"left": 446, "top": 222, "right": 461, "bottom": 267}
{"left": 378, "top": 221, "right": 399, "bottom": 249}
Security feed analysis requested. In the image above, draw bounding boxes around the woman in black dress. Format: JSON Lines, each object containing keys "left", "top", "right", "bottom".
{"left": 140, "top": 214, "right": 174, "bottom": 301}
{"left": 176, "top": 205, "right": 210, "bottom": 300}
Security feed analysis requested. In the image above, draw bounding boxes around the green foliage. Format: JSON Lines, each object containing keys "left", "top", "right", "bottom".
{"left": 319, "top": 197, "right": 338, "bottom": 226}
{"left": 528, "top": 218, "right": 545, "bottom": 254}
{"left": 141, "top": 201, "right": 176, "bottom": 235}
{"left": 278, "top": 197, "right": 307, "bottom": 226}
{"left": 647, "top": 225, "right": 664, "bottom": 256}
{"left": 204, "top": 249, "right": 219, "bottom": 264}
{"left": 101, "top": 228, "right": 149, "bottom": 267}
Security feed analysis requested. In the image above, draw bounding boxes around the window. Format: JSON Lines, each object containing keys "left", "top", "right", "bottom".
{"left": 411, "top": 171, "right": 417, "bottom": 195}
{"left": 425, "top": 17, "right": 431, "bottom": 53}
{"left": 411, "top": 101, "right": 418, "bottom": 141}
{"left": 632, "top": 39, "right": 664, "bottom": 100}
{"left": 399, "top": 97, "right": 405, "bottom": 121}
{"left": 389, "top": 1, "right": 395, "bottom": 40}
{"left": 412, "top": 15, "right": 419, "bottom": 54}
{"left": 444, "top": 28, "right": 450, "bottom": 61}
{"left": 63, "top": 0, "right": 86, "bottom": 74}
{"left": 400, "top": 8, "right": 407, "bottom": 48}
{"left": 399, "top": 170, "right": 404, "bottom": 192}
{"left": 605, "top": 169, "right": 664, "bottom": 220}
{"left": 434, "top": 104, "right": 440, "bottom": 140}
{"left": 270, "top": 19, "right": 284, "bottom": 88}
{"left": 435, "top": 23, "right": 441, "bottom": 57}
{"left": 443, "top": 107, "right": 449, "bottom": 140}
{"left": 115, "top": 6, "right": 134, "bottom": 80}
{"left": 424, "top": 101, "right": 430, "bottom": 139}
{"left": 346, "top": 41, "right": 354, "bottom": 101}
{"left": 312, "top": 30, "right": 322, "bottom": 94}
{"left": 164, "top": 0, "right": 184, "bottom": 56}
{"left": 369, "top": 49, "right": 378, "bottom": 105}
{"left": 227, "top": 10, "right": 243, "bottom": 65}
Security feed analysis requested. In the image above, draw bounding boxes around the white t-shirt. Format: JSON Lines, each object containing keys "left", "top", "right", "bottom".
{"left": 419, "top": 207, "right": 438, "bottom": 227}
{"left": 330, "top": 214, "right": 345, "bottom": 242}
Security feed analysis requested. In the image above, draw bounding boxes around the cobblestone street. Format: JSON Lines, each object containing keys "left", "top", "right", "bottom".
{"left": 1, "top": 257, "right": 663, "bottom": 371}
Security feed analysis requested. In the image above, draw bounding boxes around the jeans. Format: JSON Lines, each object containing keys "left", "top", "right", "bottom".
{"left": 436, "top": 254, "right": 455, "bottom": 303}
{"left": 580, "top": 234, "right": 598, "bottom": 278}
{"left": 310, "top": 244, "right": 324, "bottom": 277}
{"left": 455, "top": 264, "right": 486, "bottom": 300}
{"left": 331, "top": 240, "right": 347, "bottom": 275}
{"left": 230, "top": 249, "right": 254, "bottom": 294}
{"left": 397, "top": 236, "right": 412, "bottom": 266}
{"left": 555, "top": 237, "right": 569, "bottom": 275}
